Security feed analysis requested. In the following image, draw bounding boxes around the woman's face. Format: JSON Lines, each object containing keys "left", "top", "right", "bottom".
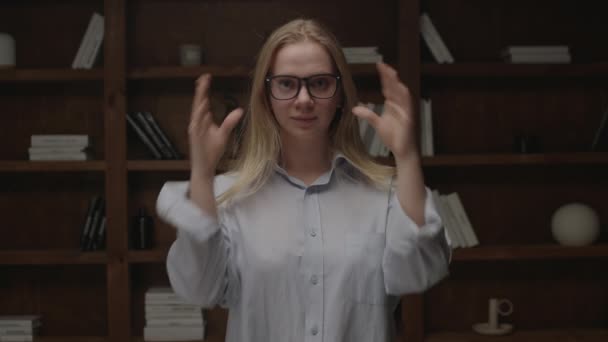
{"left": 268, "top": 41, "right": 341, "bottom": 142}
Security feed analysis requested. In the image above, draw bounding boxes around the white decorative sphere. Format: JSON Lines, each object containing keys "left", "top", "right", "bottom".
{"left": 551, "top": 203, "right": 600, "bottom": 246}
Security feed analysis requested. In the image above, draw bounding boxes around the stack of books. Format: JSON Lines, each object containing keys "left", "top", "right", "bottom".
{"left": 342, "top": 46, "right": 383, "bottom": 64}
{"left": 127, "top": 112, "right": 181, "bottom": 160}
{"left": 501, "top": 45, "right": 571, "bottom": 64}
{"left": 420, "top": 13, "right": 454, "bottom": 64}
{"left": 79, "top": 195, "right": 106, "bottom": 251}
{"left": 0, "top": 315, "right": 41, "bottom": 342}
{"left": 71, "top": 12, "right": 105, "bottom": 69}
{"left": 28, "top": 134, "right": 91, "bottom": 161}
{"left": 144, "top": 287, "right": 205, "bottom": 341}
{"left": 432, "top": 190, "right": 479, "bottom": 248}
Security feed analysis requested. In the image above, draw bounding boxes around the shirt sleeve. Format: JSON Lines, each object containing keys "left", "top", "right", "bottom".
{"left": 382, "top": 184, "right": 452, "bottom": 295}
{"left": 156, "top": 180, "right": 240, "bottom": 309}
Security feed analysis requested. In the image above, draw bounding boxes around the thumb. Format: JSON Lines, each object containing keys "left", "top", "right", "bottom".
{"left": 220, "top": 107, "right": 245, "bottom": 136}
{"left": 352, "top": 105, "right": 381, "bottom": 129}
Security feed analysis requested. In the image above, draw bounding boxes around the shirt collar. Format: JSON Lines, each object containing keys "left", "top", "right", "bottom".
{"left": 273, "top": 151, "right": 356, "bottom": 189}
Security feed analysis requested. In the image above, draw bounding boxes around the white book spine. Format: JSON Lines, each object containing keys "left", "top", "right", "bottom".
{"left": 420, "top": 13, "right": 454, "bottom": 63}
{"left": 0, "top": 336, "right": 33, "bottom": 342}
{"left": 448, "top": 193, "right": 479, "bottom": 246}
{"left": 29, "top": 152, "right": 88, "bottom": 161}
{"left": 440, "top": 194, "right": 467, "bottom": 247}
{"left": 146, "top": 317, "right": 204, "bottom": 326}
{"left": 72, "top": 13, "right": 97, "bottom": 69}
{"left": 83, "top": 14, "right": 104, "bottom": 69}
{"left": 431, "top": 190, "right": 456, "bottom": 249}
{"left": 30, "top": 135, "right": 89, "bottom": 147}
{"left": 28, "top": 147, "right": 86, "bottom": 154}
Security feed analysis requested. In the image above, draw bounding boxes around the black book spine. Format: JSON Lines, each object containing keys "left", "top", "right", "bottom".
{"left": 126, "top": 113, "right": 163, "bottom": 159}
{"left": 85, "top": 198, "right": 105, "bottom": 251}
{"left": 142, "top": 111, "right": 181, "bottom": 159}
{"left": 80, "top": 196, "right": 101, "bottom": 250}
{"left": 135, "top": 111, "right": 173, "bottom": 159}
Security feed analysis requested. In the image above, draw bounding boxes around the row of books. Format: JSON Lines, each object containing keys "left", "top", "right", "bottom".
{"left": 72, "top": 12, "right": 104, "bottom": 69}
{"left": 144, "top": 287, "right": 205, "bottom": 341}
{"left": 421, "top": 12, "right": 571, "bottom": 64}
{"left": 127, "top": 112, "right": 181, "bottom": 160}
{"left": 342, "top": 46, "right": 383, "bottom": 64}
{"left": 80, "top": 196, "right": 106, "bottom": 251}
{"left": 0, "top": 315, "right": 40, "bottom": 342}
{"left": 432, "top": 190, "right": 479, "bottom": 248}
{"left": 28, "top": 134, "right": 91, "bottom": 161}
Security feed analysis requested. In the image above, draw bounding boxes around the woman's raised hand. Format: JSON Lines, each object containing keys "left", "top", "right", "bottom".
{"left": 189, "top": 74, "right": 244, "bottom": 180}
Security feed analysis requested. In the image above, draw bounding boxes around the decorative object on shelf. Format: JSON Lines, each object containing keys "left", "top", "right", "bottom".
{"left": 551, "top": 203, "right": 600, "bottom": 246}
{"left": 513, "top": 134, "right": 541, "bottom": 153}
{"left": 0, "top": 32, "right": 16, "bottom": 67}
{"left": 472, "top": 298, "right": 514, "bottom": 335}
{"left": 131, "top": 208, "right": 154, "bottom": 250}
{"left": 179, "top": 44, "right": 203, "bottom": 66}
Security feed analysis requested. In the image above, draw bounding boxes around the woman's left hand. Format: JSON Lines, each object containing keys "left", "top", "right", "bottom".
{"left": 352, "top": 62, "right": 418, "bottom": 161}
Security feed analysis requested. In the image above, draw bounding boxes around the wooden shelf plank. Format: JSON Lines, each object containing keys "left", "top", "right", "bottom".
{"left": 25, "top": 338, "right": 108, "bottom": 342}
{"left": 422, "top": 63, "right": 608, "bottom": 78}
{"left": 0, "top": 250, "right": 107, "bottom": 265}
{"left": 0, "top": 68, "right": 104, "bottom": 82}
{"left": 127, "top": 248, "right": 169, "bottom": 263}
{"left": 422, "top": 153, "right": 608, "bottom": 167}
{"left": 0, "top": 161, "right": 106, "bottom": 172}
{"left": 127, "top": 160, "right": 190, "bottom": 171}
{"left": 452, "top": 244, "right": 608, "bottom": 261}
{"left": 426, "top": 329, "right": 608, "bottom": 341}
{"left": 127, "top": 64, "right": 382, "bottom": 80}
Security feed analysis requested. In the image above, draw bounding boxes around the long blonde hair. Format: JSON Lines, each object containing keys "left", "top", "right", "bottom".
{"left": 218, "top": 18, "right": 395, "bottom": 204}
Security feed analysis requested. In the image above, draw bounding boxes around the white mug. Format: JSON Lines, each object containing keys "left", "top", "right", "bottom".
{"left": 488, "top": 298, "right": 513, "bottom": 329}
{"left": 179, "top": 44, "right": 202, "bottom": 66}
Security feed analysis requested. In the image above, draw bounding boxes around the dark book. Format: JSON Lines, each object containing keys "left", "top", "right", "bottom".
{"left": 80, "top": 196, "right": 101, "bottom": 250}
{"left": 94, "top": 216, "right": 107, "bottom": 250}
{"left": 142, "top": 111, "right": 181, "bottom": 159}
{"left": 135, "top": 111, "right": 174, "bottom": 159}
{"left": 85, "top": 198, "right": 105, "bottom": 251}
{"left": 126, "top": 112, "right": 163, "bottom": 159}
{"left": 591, "top": 104, "right": 608, "bottom": 151}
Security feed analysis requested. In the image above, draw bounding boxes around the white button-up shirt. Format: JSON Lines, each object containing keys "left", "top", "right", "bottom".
{"left": 157, "top": 154, "right": 451, "bottom": 342}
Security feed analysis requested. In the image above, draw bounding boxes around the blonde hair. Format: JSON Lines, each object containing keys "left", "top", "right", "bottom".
{"left": 218, "top": 18, "right": 395, "bottom": 204}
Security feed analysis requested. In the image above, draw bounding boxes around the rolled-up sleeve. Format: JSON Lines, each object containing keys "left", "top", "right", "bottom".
{"left": 383, "top": 186, "right": 451, "bottom": 295}
{"left": 156, "top": 181, "right": 239, "bottom": 308}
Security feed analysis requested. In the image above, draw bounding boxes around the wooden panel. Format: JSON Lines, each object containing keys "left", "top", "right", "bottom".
{"left": 126, "top": 0, "right": 398, "bottom": 67}
{"left": 0, "top": 83, "right": 105, "bottom": 160}
{"left": 0, "top": 0, "right": 104, "bottom": 68}
{"left": 0, "top": 173, "right": 104, "bottom": 250}
{"left": 425, "top": 260, "right": 608, "bottom": 331}
{"left": 426, "top": 165, "right": 608, "bottom": 245}
{"left": 422, "top": 0, "right": 608, "bottom": 63}
{"left": 0, "top": 265, "right": 107, "bottom": 336}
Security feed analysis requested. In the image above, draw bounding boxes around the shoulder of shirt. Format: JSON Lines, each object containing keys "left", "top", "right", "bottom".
{"left": 159, "top": 172, "right": 238, "bottom": 199}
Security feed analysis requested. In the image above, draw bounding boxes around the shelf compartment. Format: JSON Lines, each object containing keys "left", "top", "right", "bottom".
{"left": 0, "top": 68, "right": 104, "bottom": 82}
{"left": 127, "top": 160, "right": 189, "bottom": 172}
{"left": 452, "top": 244, "right": 608, "bottom": 261}
{"left": 422, "top": 63, "right": 608, "bottom": 79}
{"left": 0, "top": 161, "right": 106, "bottom": 172}
{"left": 0, "top": 250, "right": 107, "bottom": 265}
{"left": 422, "top": 153, "right": 608, "bottom": 167}
{"left": 426, "top": 329, "right": 608, "bottom": 341}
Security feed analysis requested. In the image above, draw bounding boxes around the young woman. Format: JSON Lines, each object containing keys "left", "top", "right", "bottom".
{"left": 157, "top": 18, "right": 451, "bottom": 342}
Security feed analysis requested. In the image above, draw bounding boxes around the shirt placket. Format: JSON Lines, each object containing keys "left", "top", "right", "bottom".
{"left": 303, "top": 186, "right": 324, "bottom": 342}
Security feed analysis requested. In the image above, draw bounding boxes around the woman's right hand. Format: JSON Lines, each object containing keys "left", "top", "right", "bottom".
{"left": 189, "top": 74, "right": 244, "bottom": 180}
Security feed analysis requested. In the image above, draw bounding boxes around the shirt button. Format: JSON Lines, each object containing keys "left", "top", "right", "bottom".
{"left": 311, "top": 326, "right": 318, "bottom": 335}
{"left": 310, "top": 231, "right": 317, "bottom": 237}
{"left": 311, "top": 275, "right": 318, "bottom": 285}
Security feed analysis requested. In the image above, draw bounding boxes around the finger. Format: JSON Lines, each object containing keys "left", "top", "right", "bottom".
{"left": 192, "top": 73, "right": 212, "bottom": 114}
{"left": 384, "top": 100, "right": 409, "bottom": 122}
{"left": 220, "top": 108, "right": 245, "bottom": 136}
{"left": 352, "top": 105, "right": 381, "bottom": 129}
{"left": 376, "top": 63, "right": 411, "bottom": 108}
{"left": 190, "top": 98, "right": 211, "bottom": 129}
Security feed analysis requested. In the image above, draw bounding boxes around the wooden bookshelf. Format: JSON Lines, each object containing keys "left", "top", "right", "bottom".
{"left": 452, "top": 244, "right": 608, "bottom": 261}
{"left": 0, "top": 250, "right": 107, "bottom": 265}
{"left": 425, "top": 329, "right": 608, "bottom": 342}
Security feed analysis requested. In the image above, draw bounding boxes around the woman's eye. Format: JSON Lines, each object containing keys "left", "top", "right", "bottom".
{"left": 311, "top": 78, "right": 329, "bottom": 89}
{"left": 277, "top": 79, "right": 295, "bottom": 89}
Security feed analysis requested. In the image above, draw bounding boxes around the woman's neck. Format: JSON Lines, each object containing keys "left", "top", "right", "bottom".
{"left": 280, "top": 134, "right": 333, "bottom": 184}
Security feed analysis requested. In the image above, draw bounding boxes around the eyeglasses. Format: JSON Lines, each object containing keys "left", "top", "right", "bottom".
{"left": 265, "top": 74, "right": 341, "bottom": 100}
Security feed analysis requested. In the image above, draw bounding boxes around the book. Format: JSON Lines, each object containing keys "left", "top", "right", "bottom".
{"left": 431, "top": 190, "right": 458, "bottom": 249}
{"left": 143, "top": 325, "right": 205, "bottom": 341}
{"left": 420, "top": 98, "right": 434, "bottom": 157}
{"left": 420, "top": 13, "right": 454, "bottom": 63}
{"left": 72, "top": 13, "right": 102, "bottom": 69}
{"left": 591, "top": 104, "right": 608, "bottom": 151}
{"left": 30, "top": 135, "right": 89, "bottom": 147}
{"left": 126, "top": 113, "right": 163, "bottom": 159}
{"left": 82, "top": 13, "right": 104, "bottom": 69}
{"left": 141, "top": 112, "right": 181, "bottom": 159}
{"left": 85, "top": 198, "right": 105, "bottom": 251}
{"left": 80, "top": 196, "right": 102, "bottom": 250}
{"left": 502, "top": 45, "right": 569, "bottom": 55}
{"left": 28, "top": 152, "right": 89, "bottom": 161}
{"left": 446, "top": 193, "right": 479, "bottom": 247}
